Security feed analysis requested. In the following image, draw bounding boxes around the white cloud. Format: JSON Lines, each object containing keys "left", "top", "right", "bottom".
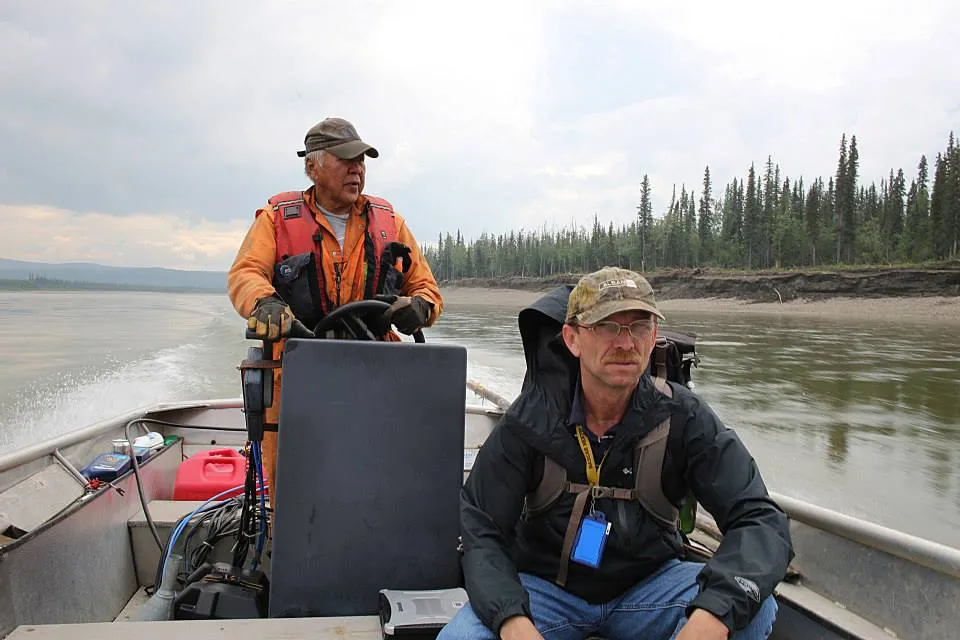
{"left": 0, "top": 205, "right": 249, "bottom": 270}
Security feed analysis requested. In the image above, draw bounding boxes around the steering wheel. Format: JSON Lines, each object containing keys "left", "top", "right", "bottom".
{"left": 245, "top": 299, "right": 426, "bottom": 343}
{"left": 307, "top": 299, "right": 427, "bottom": 343}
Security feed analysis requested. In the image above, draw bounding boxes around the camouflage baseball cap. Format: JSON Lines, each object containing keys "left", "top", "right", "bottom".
{"left": 566, "top": 266, "right": 665, "bottom": 325}
{"left": 296, "top": 117, "right": 379, "bottom": 160}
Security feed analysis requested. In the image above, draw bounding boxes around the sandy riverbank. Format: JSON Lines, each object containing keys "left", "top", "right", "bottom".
{"left": 439, "top": 287, "right": 960, "bottom": 324}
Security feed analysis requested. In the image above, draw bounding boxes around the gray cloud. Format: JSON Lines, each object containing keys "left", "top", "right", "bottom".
{"left": 2, "top": 0, "right": 958, "bottom": 270}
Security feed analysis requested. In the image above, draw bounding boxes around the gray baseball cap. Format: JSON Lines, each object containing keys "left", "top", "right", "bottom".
{"left": 297, "top": 117, "right": 379, "bottom": 159}
{"left": 566, "top": 266, "right": 666, "bottom": 325}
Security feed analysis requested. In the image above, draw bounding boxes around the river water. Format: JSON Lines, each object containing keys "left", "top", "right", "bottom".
{"left": 0, "top": 290, "right": 958, "bottom": 548}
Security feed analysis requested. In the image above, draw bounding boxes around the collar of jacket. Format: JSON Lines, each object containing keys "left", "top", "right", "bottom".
{"left": 504, "top": 373, "right": 673, "bottom": 472}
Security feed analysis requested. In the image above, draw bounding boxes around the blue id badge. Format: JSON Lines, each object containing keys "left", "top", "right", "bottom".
{"left": 571, "top": 512, "right": 611, "bottom": 568}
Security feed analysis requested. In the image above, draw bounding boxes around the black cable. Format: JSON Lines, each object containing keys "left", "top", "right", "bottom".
{"left": 153, "top": 497, "right": 243, "bottom": 590}
{"left": 183, "top": 498, "right": 243, "bottom": 573}
{"left": 192, "top": 522, "right": 240, "bottom": 570}
{"left": 125, "top": 418, "right": 163, "bottom": 550}
{"left": 130, "top": 417, "right": 247, "bottom": 433}
{"left": 232, "top": 450, "right": 257, "bottom": 567}
{"left": 182, "top": 509, "right": 218, "bottom": 571}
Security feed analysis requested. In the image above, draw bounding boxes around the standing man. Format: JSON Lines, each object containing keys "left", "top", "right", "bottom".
{"left": 442, "top": 267, "right": 792, "bottom": 639}
{"left": 228, "top": 117, "right": 443, "bottom": 502}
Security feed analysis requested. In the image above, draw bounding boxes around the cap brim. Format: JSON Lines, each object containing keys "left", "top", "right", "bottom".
{"left": 296, "top": 141, "right": 379, "bottom": 159}
{"left": 327, "top": 140, "right": 379, "bottom": 159}
{"left": 576, "top": 299, "right": 666, "bottom": 325}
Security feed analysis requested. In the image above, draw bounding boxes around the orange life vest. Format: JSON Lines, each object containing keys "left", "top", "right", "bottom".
{"left": 265, "top": 191, "right": 400, "bottom": 318}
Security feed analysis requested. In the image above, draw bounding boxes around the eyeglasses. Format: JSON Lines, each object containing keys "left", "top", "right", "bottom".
{"left": 581, "top": 318, "right": 655, "bottom": 340}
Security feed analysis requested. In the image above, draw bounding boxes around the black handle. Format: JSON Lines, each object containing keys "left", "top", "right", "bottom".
{"left": 244, "top": 319, "right": 314, "bottom": 341}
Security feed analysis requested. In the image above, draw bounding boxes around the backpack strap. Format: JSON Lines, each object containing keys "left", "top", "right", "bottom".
{"left": 526, "top": 457, "right": 567, "bottom": 517}
{"left": 633, "top": 419, "right": 677, "bottom": 532}
{"left": 555, "top": 485, "right": 590, "bottom": 587}
{"left": 639, "top": 376, "right": 679, "bottom": 531}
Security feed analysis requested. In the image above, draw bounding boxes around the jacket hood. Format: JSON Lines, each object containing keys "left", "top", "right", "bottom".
{"left": 518, "top": 285, "right": 578, "bottom": 394}
{"left": 506, "top": 286, "right": 577, "bottom": 461}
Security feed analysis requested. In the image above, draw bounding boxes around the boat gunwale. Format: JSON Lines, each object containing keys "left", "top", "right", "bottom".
{"left": 0, "top": 399, "right": 244, "bottom": 475}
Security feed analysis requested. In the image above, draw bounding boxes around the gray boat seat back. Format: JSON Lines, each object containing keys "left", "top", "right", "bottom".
{"left": 268, "top": 338, "right": 467, "bottom": 618}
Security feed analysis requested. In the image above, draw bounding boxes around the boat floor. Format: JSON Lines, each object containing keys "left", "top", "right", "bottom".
{"left": 113, "top": 589, "right": 152, "bottom": 623}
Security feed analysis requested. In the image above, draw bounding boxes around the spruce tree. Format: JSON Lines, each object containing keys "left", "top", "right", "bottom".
{"left": 904, "top": 156, "right": 930, "bottom": 260}
{"left": 762, "top": 156, "right": 776, "bottom": 267}
{"left": 805, "top": 179, "right": 821, "bottom": 265}
{"left": 846, "top": 135, "right": 859, "bottom": 262}
{"left": 698, "top": 166, "right": 713, "bottom": 263}
{"left": 638, "top": 174, "right": 653, "bottom": 270}
{"left": 745, "top": 164, "right": 760, "bottom": 268}
{"left": 931, "top": 152, "right": 947, "bottom": 259}
{"left": 834, "top": 135, "right": 848, "bottom": 262}
{"left": 947, "top": 133, "right": 960, "bottom": 258}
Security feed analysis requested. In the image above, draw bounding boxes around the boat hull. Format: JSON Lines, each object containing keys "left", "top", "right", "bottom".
{"left": 1, "top": 399, "right": 958, "bottom": 639}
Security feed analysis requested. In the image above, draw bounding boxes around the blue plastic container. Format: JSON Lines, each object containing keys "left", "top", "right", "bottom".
{"left": 82, "top": 452, "right": 132, "bottom": 482}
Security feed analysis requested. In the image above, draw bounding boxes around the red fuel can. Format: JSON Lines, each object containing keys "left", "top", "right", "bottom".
{"left": 173, "top": 448, "right": 247, "bottom": 501}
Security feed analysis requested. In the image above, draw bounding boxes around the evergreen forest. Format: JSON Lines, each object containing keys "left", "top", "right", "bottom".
{"left": 423, "top": 132, "right": 960, "bottom": 280}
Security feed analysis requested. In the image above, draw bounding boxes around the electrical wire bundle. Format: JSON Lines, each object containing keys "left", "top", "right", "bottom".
{"left": 151, "top": 446, "right": 269, "bottom": 593}
{"left": 181, "top": 496, "right": 244, "bottom": 573}
{"left": 232, "top": 441, "right": 268, "bottom": 571}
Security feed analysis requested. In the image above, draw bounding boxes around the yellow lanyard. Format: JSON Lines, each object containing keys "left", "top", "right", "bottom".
{"left": 575, "top": 425, "right": 609, "bottom": 487}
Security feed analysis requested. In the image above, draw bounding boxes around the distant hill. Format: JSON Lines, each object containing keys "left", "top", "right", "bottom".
{"left": 0, "top": 258, "right": 227, "bottom": 292}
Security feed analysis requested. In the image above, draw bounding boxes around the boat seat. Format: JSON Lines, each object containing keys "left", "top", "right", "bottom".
{"left": 128, "top": 499, "right": 225, "bottom": 587}
{"left": 6, "top": 616, "right": 383, "bottom": 639}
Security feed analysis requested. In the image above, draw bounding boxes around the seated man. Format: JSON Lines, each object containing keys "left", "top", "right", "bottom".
{"left": 441, "top": 267, "right": 793, "bottom": 640}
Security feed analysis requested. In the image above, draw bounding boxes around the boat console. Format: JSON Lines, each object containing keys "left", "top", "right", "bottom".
{"left": 269, "top": 338, "right": 468, "bottom": 619}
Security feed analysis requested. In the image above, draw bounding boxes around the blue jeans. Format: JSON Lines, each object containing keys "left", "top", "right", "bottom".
{"left": 438, "top": 560, "right": 777, "bottom": 640}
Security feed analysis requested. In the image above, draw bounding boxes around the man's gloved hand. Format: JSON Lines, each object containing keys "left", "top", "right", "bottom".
{"left": 246, "top": 295, "right": 294, "bottom": 340}
{"left": 384, "top": 295, "right": 433, "bottom": 335}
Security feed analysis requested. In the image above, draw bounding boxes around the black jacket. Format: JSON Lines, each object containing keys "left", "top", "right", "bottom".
{"left": 460, "top": 286, "right": 794, "bottom": 633}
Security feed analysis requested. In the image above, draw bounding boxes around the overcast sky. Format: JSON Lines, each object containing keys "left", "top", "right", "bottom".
{"left": 2, "top": 0, "right": 958, "bottom": 271}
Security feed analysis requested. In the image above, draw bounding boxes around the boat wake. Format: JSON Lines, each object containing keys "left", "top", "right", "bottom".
{"left": 0, "top": 342, "right": 210, "bottom": 454}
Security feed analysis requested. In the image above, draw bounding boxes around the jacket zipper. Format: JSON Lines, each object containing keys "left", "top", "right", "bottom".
{"left": 312, "top": 231, "right": 329, "bottom": 314}
{"left": 334, "top": 262, "right": 342, "bottom": 307}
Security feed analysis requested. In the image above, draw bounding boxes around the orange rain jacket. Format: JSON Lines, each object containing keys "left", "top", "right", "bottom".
{"left": 227, "top": 187, "right": 443, "bottom": 502}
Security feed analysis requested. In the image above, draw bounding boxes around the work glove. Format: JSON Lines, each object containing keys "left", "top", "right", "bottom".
{"left": 383, "top": 295, "right": 432, "bottom": 335}
{"left": 246, "top": 295, "right": 294, "bottom": 340}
